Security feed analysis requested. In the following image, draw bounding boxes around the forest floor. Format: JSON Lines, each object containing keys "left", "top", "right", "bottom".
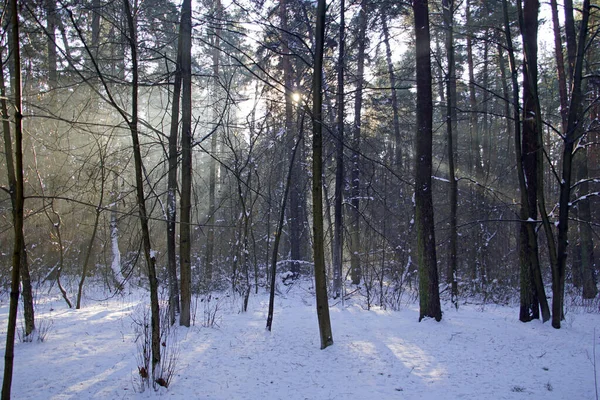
{"left": 0, "top": 278, "right": 599, "bottom": 399}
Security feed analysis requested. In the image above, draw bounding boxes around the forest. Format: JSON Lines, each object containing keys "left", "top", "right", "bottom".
{"left": 1, "top": 0, "right": 599, "bottom": 398}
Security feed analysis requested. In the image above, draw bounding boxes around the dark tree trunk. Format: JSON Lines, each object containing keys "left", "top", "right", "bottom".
{"left": 350, "top": 2, "right": 367, "bottom": 285}
{"left": 179, "top": 0, "right": 193, "bottom": 328}
{"left": 413, "top": 0, "right": 441, "bottom": 322}
{"left": 2, "top": 1, "right": 24, "bottom": 397}
{"left": 551, "top": 0, "right": 591, "bottom": 328}
{"left": 465, "top": 0, "right": 478, "bottom": 177}
{"left": 443, "top": 0, "right": 458, "bottom": 308}
{"left": 205, "top": 0, "right": 222, "bottom": 288}
{"left": 166, "top": 3, "right": 183, "bottom": 325}
{"left": 266, "top": 126, "right": 303, "bottom": 331}
{"left": 509, "top": 0, "right": 550, "bottom": 323}
{"left": 550, "top": 0, "right": 569, "bottom": 131}
{"left": 46, "top": 0, "right": 57, "bottom": 87}
{"left": 381, "top": 11, "right": 402, "bottom": 170}
{"left": 332, "top": 0, "right": 345, "bottom": 299}
{"left": 123, "top": 0, "right": 161, "bottom": 377}
{"left": 280, "top": 0, "right": 303, "bottom": 277}
{"left": 312, "top": 0, "right": 333, "bottom": 349}
{"left": 574, "top": 153, "right": 598, "bottom": 299}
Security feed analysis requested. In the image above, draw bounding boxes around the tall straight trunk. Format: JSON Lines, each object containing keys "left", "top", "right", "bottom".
{"left": 2, "top": 0, "right": 25, "bottom": 396}
{"left": 550, "top": 0, "right": 591, "bottom": 328}
{"left": 413, "top": 0, "right": 441, "bottom": 322}
{"left": 556, "top": 0, "right": 595, "bottom": 299}
{"left": 381, "top": 11, "right": 402, "bottom": 170}
{"left": 46, "top": 0, "right": 57, "bottom": 87}
{"left": 280, "top": 0, "right": 302, "bottom": 276}
{"left": 123, "top": 0, "right": 161, "bottom": 377}
{"left": 563, "top": 0, "right": 577, "bottom": 83}
{"left": 511, "top": 0, "right": 550, "bottom": 323}
{"left": 166, "top": 14, "right": 182, "bottom": 325}
{"left": 166, "top": 0, "right": 189, "bottom": 324}
{"left": 497, "top": 44, "right": 512, "bottom": 158}
{"left": 332, "top": 0, "right": 345, "bottom": 299}
{"left": 350, "top": 2, "right": 367, "bottom": 285}
{"left": 550, "top": 0, "right": 569, "bottom": 130}
{"left": 4, "top": 5, "right": 35, "bottom": 339}
{"left": 575, "top": 153, "right": 598, "bottom": 299}
{"left": 179, "top": 0, "right": 193, "bottom": 328}
{"left": 465, "top": 0, "right": 478, "bottom": 176}
{"left": 443, "top": 0, "right": 458, "bottom": 308}
{"left": 205, "top": 0, "right": 222, "bottom": 287}
{"left": 312, "top": 0, "right": 333, "bottom": 349}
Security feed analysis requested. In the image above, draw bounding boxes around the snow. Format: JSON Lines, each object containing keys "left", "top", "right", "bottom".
{"left": 1, "top": 283, "right": 599, "bottom": 399}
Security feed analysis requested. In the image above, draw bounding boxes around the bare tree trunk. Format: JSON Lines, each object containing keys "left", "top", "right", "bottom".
{"left": 575, "top": 153, "right": 598, "bottom": 299}
{"left": 550, "top": 0, "right": 569, "bottom": 131}
{"left": 550, "top": 0, "right": 591, "bottom": 328}
{"left": 413, "top": 0, "right": 441, "bottom": 322}
{"left": 506, "top": 0, "right": 550, "bottom": 323}
{"left": 350, "top": 2, "right": 367, "bottom": 285}
{"left": 332, "top": 0, "right": 345, "bottom": 299}
{"left": 179, "top": 0, "right": 193, "bottom": 328}
{"left": 266, "top": 129, "right": 303, "bottom": 331}
{"left": 123, "top": 0, "right": 161, "bottom": 377}
{"left": 167, "top": 0, "right": 183, "bottom": 326}
{"left": 4, "top": 4, "right": 36, "bottom": 339}
{"left": 205, "top": 0, "right": 222, "bottom": 288}
{"left": 465, "top": 0, "right": 478, "bottom": 177}
{"left": 312, "top": 0, "right": 333, "bottom": 349}
{"left": 2, "top": 0, "right": 25, "bottom": 396}
{"left": 381, "top": 11, "right": 402, "bottom": 170}
{"left": 563, "top": 0, "right": 577, "bottom": 83}
{"left": 46, "top": 0, "right": 57, "bottom": 88}
{"left": 443, "top": 0, "right": 458, "bottom": 308}
{"left": 279, "top": 0, "right": 303, "bottom": 277}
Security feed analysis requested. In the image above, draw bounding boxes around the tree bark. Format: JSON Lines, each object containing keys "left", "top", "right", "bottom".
{"left": 413, "top": 0, "right": 441, "bottom": 322}
{"left": 551, "top": 0, "right": 591, "bottom": 328}
{"left": 167, "top": 0, "right": 184, "bottom": 325}
{"left": 509, "top": 0, "right": 550, "bottom": 323}
{"left": 46, "top": 0, "right": 57, "bottom": 88}
{"left": 350, "top": 2, "right": 367, "bottom": 285}
{"left": 381, "top": 11, "right": 402, "bottom": 170}
{"left": 2, "top": 0, "right": 25, "bottom": 396}
{"left": 332, "top": 0, "right": 345, "bottom": 299}
{"left": 312, "top": 0, "right": 333, "bottom": 349}
{"left": 179, "top": 0, "right": 193, "bottom": 328}
{"left": 205, "top": 0, "right": 222, "bottom": 288}
{"left": 123, "top": 0, "right": 161, "bottom": 377}
{"left": 443, "top": 0, "right": 458, "bottom": 308}
{"left": 280, "top": 0, "right": 303, "bottom": 277}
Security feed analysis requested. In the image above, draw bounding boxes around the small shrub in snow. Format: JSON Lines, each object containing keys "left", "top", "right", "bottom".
{"left": 200, "top": 294, "right": 222, "bottom": 328}
{"left": 131, "top": 303, "right": 179, "bottom": 392}
{"left": 18, "top": 317, "right": 52, "bottom": 343}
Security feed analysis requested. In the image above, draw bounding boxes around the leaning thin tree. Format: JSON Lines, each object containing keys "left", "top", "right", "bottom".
{"left": 123, "top": 0, "right": 162, "bottom": 379}
{"left": 2, "top": 0, "right": 25, "bottom": 398}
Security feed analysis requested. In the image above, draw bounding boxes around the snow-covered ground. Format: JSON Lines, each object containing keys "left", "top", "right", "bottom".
{"left": 1, "top": 281, "right": 598, "bottom": 399}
